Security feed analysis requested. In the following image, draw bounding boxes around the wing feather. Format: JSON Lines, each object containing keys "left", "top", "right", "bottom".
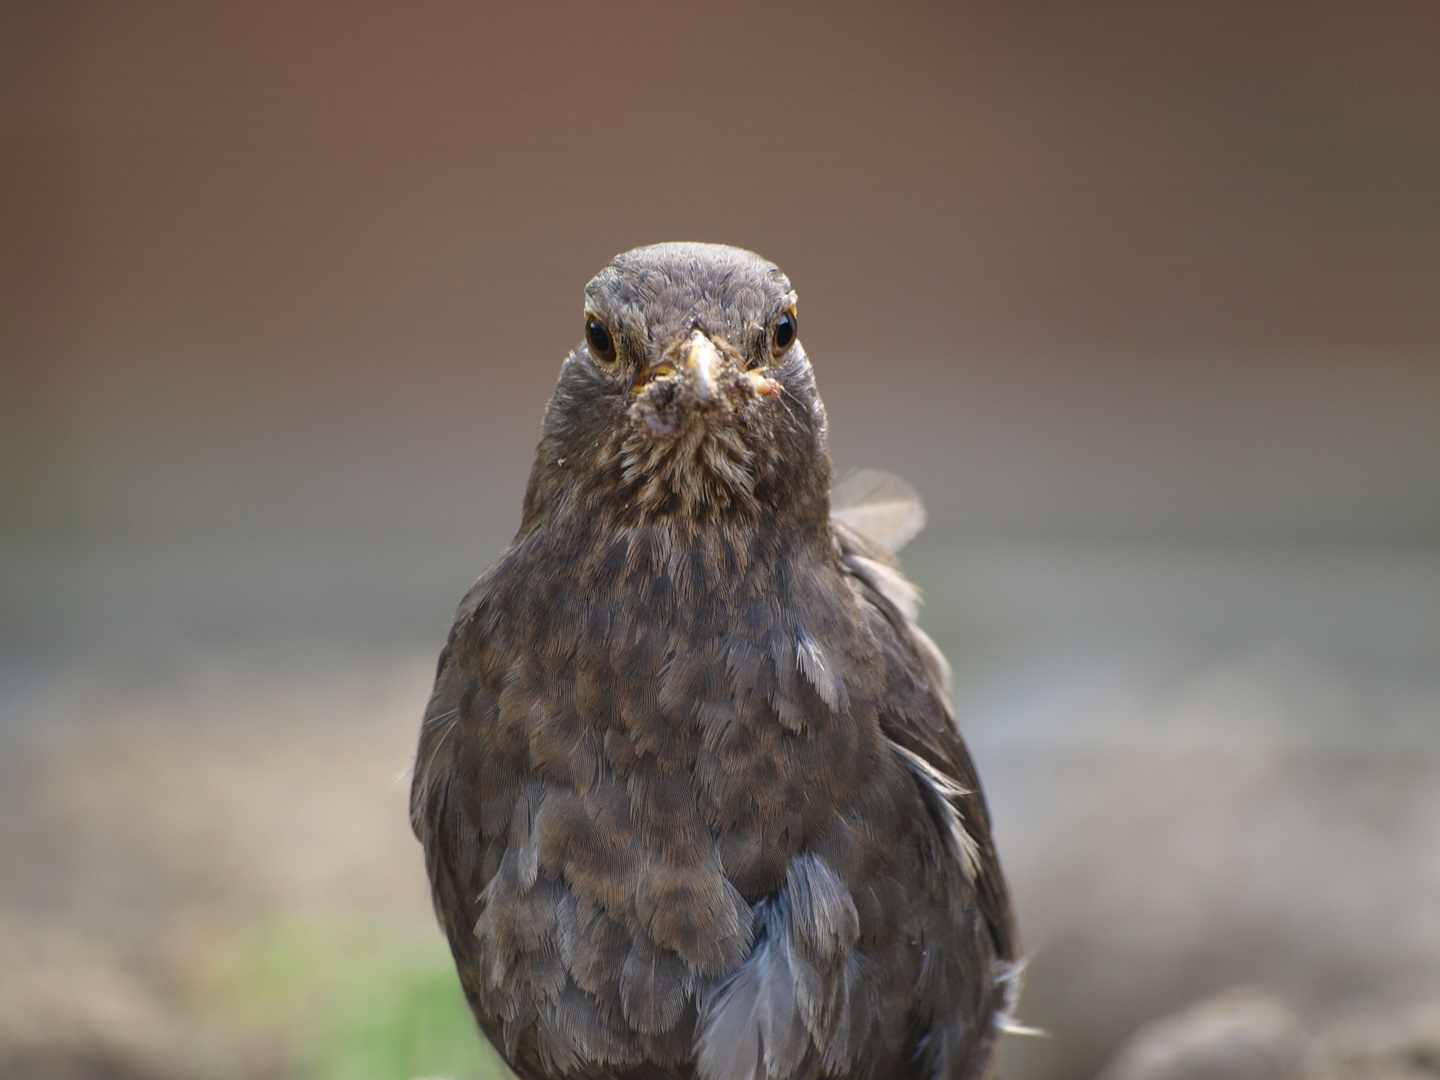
{"left": 830, "top": 469, "right": 927, "bottom": 553}
{"left": 831, "top": 490, "right": 1018, "bottom": 968}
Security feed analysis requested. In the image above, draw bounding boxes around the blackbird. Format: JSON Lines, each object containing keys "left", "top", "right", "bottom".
{"left": 411, "top": 243, "right": 1020, "bottom": 1080}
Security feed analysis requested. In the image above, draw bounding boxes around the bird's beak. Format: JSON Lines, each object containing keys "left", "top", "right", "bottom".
{"left": 682, "top": 330, "right": 722, "bottom": 401}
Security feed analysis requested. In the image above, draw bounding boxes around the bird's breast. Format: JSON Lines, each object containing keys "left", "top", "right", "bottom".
{"left": 476, "top": 523, "right": 887, "bottom": 899}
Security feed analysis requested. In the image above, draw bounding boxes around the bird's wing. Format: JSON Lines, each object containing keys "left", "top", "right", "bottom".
{"left": 409, "top": 566, "right": 519, "bottom": 1038}
{"left": 830, "top": 468, "right": 927, "bottom": 553}
{"left": 831, "top": 511, "right": 1018, "bottom": 969}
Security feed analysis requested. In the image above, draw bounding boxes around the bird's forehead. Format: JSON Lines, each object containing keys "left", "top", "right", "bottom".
{"left": 585, "top": 243, "right": 794, "bottom": 331}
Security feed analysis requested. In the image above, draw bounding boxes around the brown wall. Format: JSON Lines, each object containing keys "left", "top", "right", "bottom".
{"left": 4, "top": 0, "right": 1439, "bottom": 547}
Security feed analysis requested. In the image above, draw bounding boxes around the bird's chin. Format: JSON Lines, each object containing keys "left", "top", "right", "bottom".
{"left": 615, "top": 368, "right": 776, "bottom": 520}
{"left": 630, "top": 376, "right": 700, "bottom": 443}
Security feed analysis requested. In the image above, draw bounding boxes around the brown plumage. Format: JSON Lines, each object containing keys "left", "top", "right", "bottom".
{"left": 411, "top": 243, "right": 1019, "bottom": 1080}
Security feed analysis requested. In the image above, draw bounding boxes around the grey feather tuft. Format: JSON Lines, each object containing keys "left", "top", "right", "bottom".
{"left": 796, "top": 629, "right": 849, "bottom": 713}
{"left": 830, "top": 469, "right": 926, "bottom": 552}
{"left": 993, "top": 957, "right": 1046, "bottom": 1037}
{"left": 756, "top": 939, "right": 809, "bottom": 1078}
{"left": 694, "top": 948, "right": 764, "bottom": 1080}
{"left": 696, "top": 901, "right": 812, "bottom": 1080}
{"left": 842, "top": 554, "right": 921, "bottom": 620}
{"left": 895, "top": 744, "right": 982, "bottom": 882}
{"left": 697, "top": 863, "right": 863, "bottom": 1080}
{"left": 785, "top": 853, "right": 860, "bottom": 964}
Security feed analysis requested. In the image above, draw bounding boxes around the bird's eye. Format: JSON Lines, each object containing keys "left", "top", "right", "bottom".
{"left": 585, "top": 316, "right": 617, "bottom": 366}
{"left": 770, "top": 310, "right": 798, "bottom": 356}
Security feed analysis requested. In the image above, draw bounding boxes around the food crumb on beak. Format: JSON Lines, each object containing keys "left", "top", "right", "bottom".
{"left": 747, "top": 371, "right": 782, "bottom": 397}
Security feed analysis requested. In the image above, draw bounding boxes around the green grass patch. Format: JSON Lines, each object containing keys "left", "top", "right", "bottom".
{"left": 215, "top": 915, "right": 511, "bottom": 1080}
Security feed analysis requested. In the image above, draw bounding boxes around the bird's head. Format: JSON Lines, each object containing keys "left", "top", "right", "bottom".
{"left": 520, "top": 243, "right": 832, "bottom": 539}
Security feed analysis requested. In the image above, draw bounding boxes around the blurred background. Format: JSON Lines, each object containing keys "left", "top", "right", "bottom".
{"left": 2, "top": 2, "right": 1438, "bottom": 1078}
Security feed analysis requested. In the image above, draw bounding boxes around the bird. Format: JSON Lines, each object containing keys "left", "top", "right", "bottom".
{"left": 411, "top": 242, "right": 1020, "bottom": 1080}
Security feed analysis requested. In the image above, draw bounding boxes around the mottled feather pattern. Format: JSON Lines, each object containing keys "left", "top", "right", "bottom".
{"left": 412, "top": 244, "right": 1017, "bottom": 1080}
